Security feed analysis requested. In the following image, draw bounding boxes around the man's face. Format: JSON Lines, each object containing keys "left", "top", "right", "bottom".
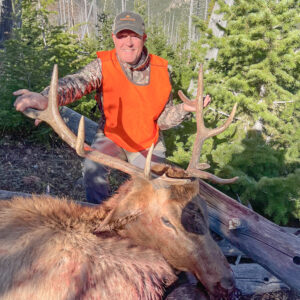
{"left": 112, "top": 30, "right": 146, "bottom": 65}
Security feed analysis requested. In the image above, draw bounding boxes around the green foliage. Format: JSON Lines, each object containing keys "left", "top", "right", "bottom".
{"left": 0, "top": 0, "right": 96, "bottom": 139}
{"left": 167, "top": 0, "right": 300, "bottom": 225}
{"left": 96, "top": 12, "right": 115, "bottom": 51}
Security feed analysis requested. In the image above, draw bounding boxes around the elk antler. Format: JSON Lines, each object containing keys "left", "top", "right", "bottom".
{"left": 22, "top": 65, "right": 147, "bottom": 178}
{"left": 178, "top": 65, "right": 238, "bottom": 184}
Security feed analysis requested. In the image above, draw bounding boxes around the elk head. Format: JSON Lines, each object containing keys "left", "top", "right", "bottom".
{"left": 23, "top": 64, "right": 238, "bottom": 299}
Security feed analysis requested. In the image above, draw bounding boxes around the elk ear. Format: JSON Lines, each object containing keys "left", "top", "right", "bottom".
{"left": 94, "top": 207, "right": 141, "bottom": 233}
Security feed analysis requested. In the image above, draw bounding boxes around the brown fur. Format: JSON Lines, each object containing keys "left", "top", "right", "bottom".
{"left": 0, "top": 195, "right": 176, "bottom": 300}
{"left": 0, "top": 174, "right": 235, "bottom": 299}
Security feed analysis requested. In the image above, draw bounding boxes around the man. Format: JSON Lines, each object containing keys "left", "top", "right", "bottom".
{"left": 14, "top": 11, "right": 210, "bottom": 204}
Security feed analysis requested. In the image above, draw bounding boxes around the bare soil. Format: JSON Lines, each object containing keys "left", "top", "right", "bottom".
{"left": 0, "top": 136, "right": 86, "bottom": 201}
{"left": 0, "top": 136, "right": 298, "bottom": 299}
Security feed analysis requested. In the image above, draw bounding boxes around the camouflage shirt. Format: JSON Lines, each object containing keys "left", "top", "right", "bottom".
{"left": 41, "top": 47, "right": 190, "bottom": 131}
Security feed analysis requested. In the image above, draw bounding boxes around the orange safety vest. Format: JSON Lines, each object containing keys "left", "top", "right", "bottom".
{"left": 96, "top": 49, "right": 171, "bottom": 152}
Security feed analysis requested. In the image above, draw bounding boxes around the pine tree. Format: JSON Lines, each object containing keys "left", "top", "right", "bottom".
{"left": 169, "top": 0, "right": 300, "bottom": 225}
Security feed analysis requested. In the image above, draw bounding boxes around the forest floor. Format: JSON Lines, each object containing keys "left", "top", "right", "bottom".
{"left": 0, "top": 136, "right": 299, "bottom": 300}
{"left": 1, "top": 136, "right": 86, "bottom": 201}
{"left": 0, "top": 135, "right": 127, "bottom": 201}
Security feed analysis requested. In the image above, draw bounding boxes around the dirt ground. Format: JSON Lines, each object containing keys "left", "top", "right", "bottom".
{"left": 0, "top": 136, "right": 299, "bottom": 299}
{"left": 1, "top": 136, "right": 86, "bottom": 201}
{"left": 0, "top": 135, "right": 127, "bottom": 201}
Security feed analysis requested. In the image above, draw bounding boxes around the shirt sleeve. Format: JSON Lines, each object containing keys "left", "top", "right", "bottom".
{"left": 157, "top": 92, "right": 190, "bottom": 130}
{"left": 41, "top": 58, "right": 102, "bottom": 106}
{"left": 157, "top": 65, "right": 190, "bottom": 130}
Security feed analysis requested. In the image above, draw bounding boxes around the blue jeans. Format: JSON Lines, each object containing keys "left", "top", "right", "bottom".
{"left": 83, "top": 132, "right": 166, "bottom": 204}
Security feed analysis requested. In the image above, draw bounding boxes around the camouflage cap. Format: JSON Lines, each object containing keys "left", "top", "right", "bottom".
{"left": 113, "top": 11, "right": 145, "bottom": 36}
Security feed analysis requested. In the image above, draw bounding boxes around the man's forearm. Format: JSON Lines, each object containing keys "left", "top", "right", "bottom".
{"left": 157, "top": 96, "right": 190, "bottom": 130}
{"left": 41, "top": 59, "right": 102, "bottom": 106}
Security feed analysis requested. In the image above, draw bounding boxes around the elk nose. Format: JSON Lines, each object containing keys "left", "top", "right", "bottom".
{"left": 220, "top": 276, "right": 235, "bottom": 291}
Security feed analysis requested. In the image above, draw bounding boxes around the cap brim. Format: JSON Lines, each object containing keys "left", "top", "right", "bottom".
{"left": 113, "top": 24, "right": 144, "bottom": 36}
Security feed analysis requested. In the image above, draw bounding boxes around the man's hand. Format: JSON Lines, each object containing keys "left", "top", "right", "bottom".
{"left": 183, "top": 95, "right": 211, "bottom": 112}
{"left": 13, "top": 89, "right": 48, "bottom": 126}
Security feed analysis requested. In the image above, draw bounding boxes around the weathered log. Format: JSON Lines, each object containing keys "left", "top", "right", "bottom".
{"left": 14, "top": 107, "right": 300, "bottom": 292}
{"left": 0, "top": 190, "right": 31, "bottom": 199}
{"left": 198, "top": 180, "right": 300, "bottom": 292}
{"left": 59, "top": 106, "right": 98, "bottom": 143}
{"left": 231, "top": 263, "right": 289, "bottom": 295}
{"left": 216, "top": 227, "right": 300, "bottom": 258}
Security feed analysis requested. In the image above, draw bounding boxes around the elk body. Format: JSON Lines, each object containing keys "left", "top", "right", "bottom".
{"left": 1, "top": 65, "right": 239, "bottom": 299}
{"left": 0, "top": 175, "right": 234, "bottom": 299}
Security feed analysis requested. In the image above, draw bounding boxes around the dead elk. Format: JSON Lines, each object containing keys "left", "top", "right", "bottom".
{"left": 0, "top": 65, "right": 239, "bottom": 299}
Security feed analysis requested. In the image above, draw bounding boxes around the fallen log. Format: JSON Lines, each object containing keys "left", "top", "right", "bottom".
{"left": 0, "top": 190, "right": 31, "bottom": 199}
{"left": 231, "top": 263, "right": 289, "bottom": 295}
{"left": 59, "top": 106, "right": 98, "bottom": 142}
{"left": 9, "top": 107, "right": 300, "bottom": 292}
{"left": 198, "top": 180, "right": 300, "bottom": 292}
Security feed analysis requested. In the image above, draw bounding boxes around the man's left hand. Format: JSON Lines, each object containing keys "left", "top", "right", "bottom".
{"left": 183, "top": 95, "right": 211, "bottom": 112}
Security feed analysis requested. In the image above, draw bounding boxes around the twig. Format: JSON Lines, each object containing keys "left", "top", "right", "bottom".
{"left": 208, "top": 107, "right": 241, "bottom": 120}
{"left": 273, "top": 101, "right": 295, "bottom": 105}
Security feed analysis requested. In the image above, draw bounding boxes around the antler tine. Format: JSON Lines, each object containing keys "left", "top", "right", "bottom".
{"left": 23, "top": 65, "right": 146, "bottom": 178}
{"left": 144, "top": 143, "right": 154, "bottom": 180}
{"left": 206, "top": 103, "right": 238, "bottom": 139}
{"left": 189, "top": 169, "right": 238, "bottom": 185}
{"left": 187, "top": 64, "right": 205, "bottom": 171}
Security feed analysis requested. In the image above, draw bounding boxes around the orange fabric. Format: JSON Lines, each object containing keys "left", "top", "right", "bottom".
{"left": 96, "top": 49, "right": 171, "bottom": 152}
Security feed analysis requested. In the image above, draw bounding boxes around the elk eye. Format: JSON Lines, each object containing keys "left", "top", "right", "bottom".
{"left": 161, "top": 217, "right": 176, "bottom": 230}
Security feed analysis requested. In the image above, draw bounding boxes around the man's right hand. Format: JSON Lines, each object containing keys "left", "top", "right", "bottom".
{"left": 13, "top": 89, "right": 48, "bottom": 126}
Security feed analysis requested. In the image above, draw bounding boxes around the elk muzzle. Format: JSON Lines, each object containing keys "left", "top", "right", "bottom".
{"left": 191, "top": 234, "right": 235, "bottom": 298}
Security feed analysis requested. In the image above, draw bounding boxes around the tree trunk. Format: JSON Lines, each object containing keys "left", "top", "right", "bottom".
{"left": 0, "top": 0, "right": 13, "bottom": 44}
{"left": 62, "top": 0, "right": 66, "bottom": 24}
{"left": 170, "top": 12, "right": 175, "bottom": 45}
{"left": 81, "top": 0, "right": 96, "bottom": 39}
{"left": 122, "top": 0, "right": 126, "bottom": 12}
{"left": 59, "top": 0, "right": 63, "bottom": 25}
{"left": 204, "top": 0, "right": 209, "bottom": 20}
{"left": 187, "top": 0, "right": 193, "bottom": 49}
{"left": 147, "top": 0, "right": 150, "bottom": 27}
{"left": 70, "top": 0, "right": 74, "bottom": 32}
{"left": 205, "top": 0, "right": 234, "bottom": 61}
